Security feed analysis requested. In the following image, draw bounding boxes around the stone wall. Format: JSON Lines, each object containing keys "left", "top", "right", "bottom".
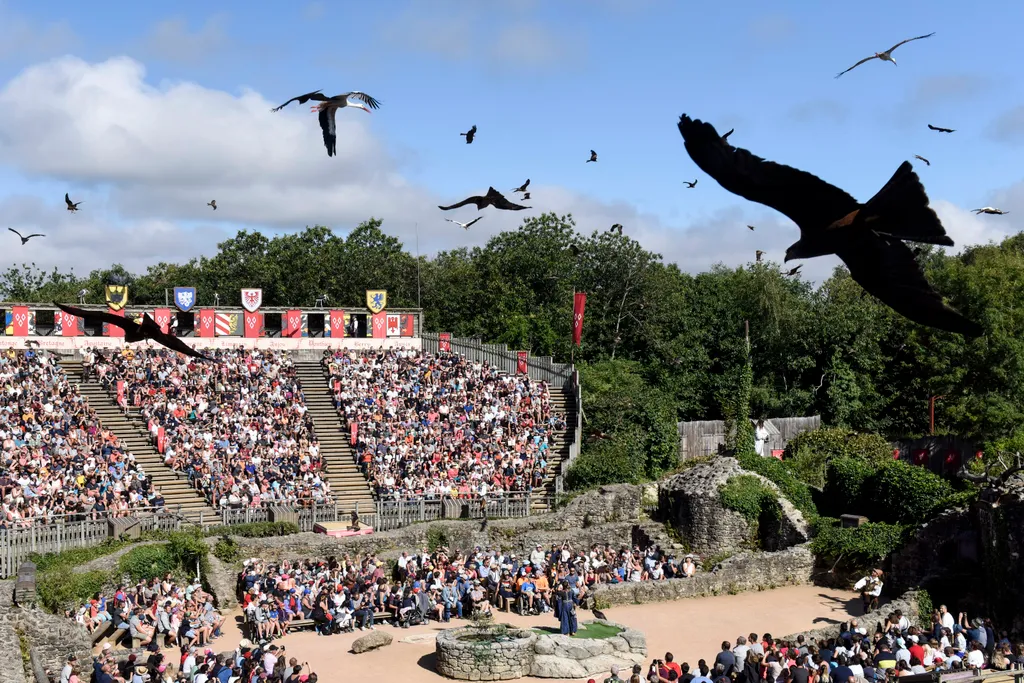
{"left": 782, "top": 590, "right": 923, "bottom": 644}
{"left": 435, "top": 625, "right": 537, "bottom": 681}
{"left": 658, "top": 458, "right": 808, "bottom": 556}
{"left": 589, "top": 545, "right": 814, "bottom": 607}
{"left": 532, "top": 620, "right": 647, "bottom": 679}
{"left": 0, "top": 580, "right": 93, "bottom": 681}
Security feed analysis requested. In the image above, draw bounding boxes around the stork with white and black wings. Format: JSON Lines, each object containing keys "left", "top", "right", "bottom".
{"left": 835, "top": 32, "right": 936, "bottom": 78}
{"left": 312, "top": 92, "right": 383, "bottom": 157}
{"left": 271, "top": 89, "right": 328, "bottom": 112}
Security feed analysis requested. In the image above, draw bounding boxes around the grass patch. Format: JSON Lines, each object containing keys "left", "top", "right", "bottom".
{"left": 533, "top": 622, "right": 623, "bottom": 639}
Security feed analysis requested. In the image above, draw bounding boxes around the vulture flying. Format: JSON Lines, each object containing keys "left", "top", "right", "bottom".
{"left": 208, "top": 200, "right": 217, "bottom": 210}
{"left": 785, "top": 265, "right": 803, "bottom": 277}
{"left": 8, "top": 228, "right": 44, "bottom": 244}
{"left": 461, "top": 125, "right": 477, "bottom": 144}
{"left": 914, "top": 155, "right": 930, "bottom": 166}
{"left": 609, "top": 224, "right": 623, "bottom": 235}
{"left": 271, "top": 89, "right": 327, "bottom": 112}
{"left": 928, "top": 124, "right": 955, "bottom": 133}
{"left": 513, "top": 179, "right": 530, "bottom": 193}
{"left": 972, "top": 207, "right": 1009, "bottom": 215}
{"left": 310, "top": 92, "right": 382, "bottom": 157}
{"left": 677, "top": 114, "right": 982, "bottom": 337}
{"left": 587, "top": 150, "right": 598, "bottom": 163}
{"left": 446, "top": 217, "right": 484, "bottom": 230}
{"left": 684, "top": 179, "right": 698, "bottom": 189}
{"left": 55, "top": 302, "right": 216, "bottom": 361}
{"left": 438, "top": 187, "right": 530, "bottom": 212}
{"left": 835, "top": 32, "right": 936, "bottom": 78}
{"left": 522, "top": 192, "right": 531, "bottom": 200}
{"left": 65, "top": 193, "right": 82, "bottom": 212}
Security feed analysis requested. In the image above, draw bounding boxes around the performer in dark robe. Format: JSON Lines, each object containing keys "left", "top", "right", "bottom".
{"left": 556, "top": 581, "right": 578, "bottom": 636}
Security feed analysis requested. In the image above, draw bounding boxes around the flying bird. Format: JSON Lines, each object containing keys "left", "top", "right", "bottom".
{"left": 271, "top": 89, "right": 327, "bottom": 112}
{"left": 311, "top": 92, "right": 382, "bottom": 157}
{"left": 835, "top": 32, "right": 936, "bottom": 78}
{"left": 684, "top": 179, "right": 698, "bottom": 189}
{"left": 522, "top": 192, "right": 531, "bottom": 200}
{"left": 512, "top": 179, "right": 530, "bottom": 193}
{"left": 677, "top": 114, "right": 982, "bottom": 337}
{"left": 722, "top": 129, "right": 734, "bottom": 142}
{"left": 927, "top": 124, "right": 955, "bottom": 133}
{"left": 65, "top": 193, "right": 82, "bottom": 212}
{"left": 756, "top": 250, "right": 765, "bottom": 262}
{"left": 438, "top": 187, "right": 530, "bottom": 212}
{"left": 54, "top": 302, "right": 216, "bottom": 361}
{"left": 747, "top": 225, "right": 756, "bottom": 231}
{"left": 914, "top": 155, "right": 930, "bottom": 166}
{"left": 587, "top": 150, "right": 598, "bottom": 163}
{"left": 972, "top": 207, "right": 1009, "bottom": 215}
{"left": 445, "top": 217, "right": 484, "bottom": 230}
{"left": 785, "top": 265, "right": 803, "bottom": 277}
{"left": 207, "top": 200, "right": 217, "bottom": 210}
{"left": 609, "top": 224, "right": 623, "bottom": 235}
{"left": 461, "top": 125, "right": 477, "bottom": 144}
{"left": 8, "top": 228, "right": 44, "bottom": 244}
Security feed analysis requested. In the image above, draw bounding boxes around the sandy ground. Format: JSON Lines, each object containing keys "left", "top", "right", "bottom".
{"left": 189, "top": 584, "right": 860, "bottom": 683}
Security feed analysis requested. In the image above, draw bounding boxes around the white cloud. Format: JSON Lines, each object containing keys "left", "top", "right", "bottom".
{"left": 932, "top": 200, "right": 1019, "bottom": 252}
{"left": 141, "top": 15, "right": 229, "bottom": 64}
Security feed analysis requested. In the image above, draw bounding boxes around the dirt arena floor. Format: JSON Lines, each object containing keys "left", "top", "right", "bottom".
{"left": 199, "top": 584, "right": 860, "bottom": 683}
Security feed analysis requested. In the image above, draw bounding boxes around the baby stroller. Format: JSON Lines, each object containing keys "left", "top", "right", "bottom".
{"left": 400, "top": 592, "right": 431, "bottom": 628}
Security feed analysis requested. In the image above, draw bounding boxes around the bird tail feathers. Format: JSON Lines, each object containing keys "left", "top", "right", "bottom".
{"left": 862, "top": 161, "right": 954, "bottom": 247}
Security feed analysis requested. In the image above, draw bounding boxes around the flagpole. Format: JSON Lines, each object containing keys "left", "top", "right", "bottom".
{"left": 571, "top": 285, "right": 576, "bottom": 365}
{"left": 415, "top": 222, "right": 422, "bottom": 310}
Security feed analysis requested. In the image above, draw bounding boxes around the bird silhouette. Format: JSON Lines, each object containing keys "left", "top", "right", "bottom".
{"left": 914, "top": 155, "right": 930, "bottom": 166}
{"left": 461, "top": 125, "right": 477, "bottom": 144}
{"left": 972, "top": 207, "right": 1009, "bottom": 215}
{"left": 678, "top": 113, "right": 982, "bottom": 337}
{"left": 207, "top": 200, "right": 217, "bottom": 210}
{"left": 522, "top": 192, "right": 531, "bottom": 200}
{"left": 587, "top": 150, "right": 598, "bottom": 163}
{"left": 684, "top": 179, "right": 698, "bottom": 189}
{"left": 55, "top": 302, "right": 217, "bottom": 361}
{"left": 65, "top": 193, "right": 82, "bottom": 212}
{"left": 747, "top": 225, "right": 756, "bottom": 231}
{"left": 438, "top": 187, "right": 530, "bottom": 212}
{"left": 927, "top": 124, "right": 955, "bottom": 133}
{"left": 8, "top": 228, "right": 44, "bottom": 245}
{"left": 609, "top": 224, "right": 623, "bottom": 235}
{"left": 311, "top": 92, "right": 382, "bottom": 156}
{"left": 512, "top": 179, "right": 530, "bottom": 193}
{"left": 592, "top": 608, "right": 609, "bottom": 621}
{"left": 445, "top": 217, "right": 484, "bottom": 230}
{"left": 271, "top": 89, "right": 326, "bottom": 112}
{"left": 756, "top": 250, "right": 765, "bottom": 262}
{"left": 785, "top": 265, "right": 803, "bottom": 277}
{"left": 835, "top": 32, "right": 936, "bottom": 78}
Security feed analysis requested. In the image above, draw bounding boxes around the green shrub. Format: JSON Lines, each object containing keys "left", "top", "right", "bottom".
{"left": 204, "top": 521, "right": 300, "bottom": 538}
{"left": 426, "top": 526, "right": 450, "bottom": 552}
{"left": 213, "top": 536, "right": 241, "bottom": 563}
{"left": 117, "top": 544, "right": 177, "bottom": 582}
{"left": 823, "top": 457, "right": 876, "bottom": 514}
{"left": 719, "top": 475, "right": 777, "bottom": 523}
{"left": 37, "top": 570, "right": 109, "bottom": 614}
{"left": 868, "top": 461, "right": 953, "bottom": 523}
{"left": 785, "top": 428, "right": 893, "bottom": 488}
{"left": 566, "top": 428, "right": 647, "bottom": 489}
{"left": 809, "top": 517, "right": 911, "bottom": 572}
{"left": 737, "top": 451, "right": 817, "bottom": 517}
{"left": 167, "top": 529, "right": 208, "bottom": 570}
{"left": 916, "top": 589, "right": 934, "bottom": 628}
{"left": 29, "top": 539, "right": 133, "bottom": 572}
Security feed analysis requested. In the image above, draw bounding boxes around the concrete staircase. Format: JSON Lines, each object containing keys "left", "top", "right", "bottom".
{"left": 293, "top": 361, "right": 375, "bottom": 515}
{"left": 532, "top": 387, "right": 577, "bottom": 513}
{"left": 59, "top": 359, "right": 219, "bottom": 524}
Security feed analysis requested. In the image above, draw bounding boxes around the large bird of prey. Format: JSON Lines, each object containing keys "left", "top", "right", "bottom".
{"left": 55, "top": 302, "right": 216, "bottom": 361}
{"left": 461, "top": 125, "right": 477, "bottom": 144}
{"left": 207, "top": 200, "right": 217, "bottom": 210}
{"left": 65, "top": 193, "right": 82, "bottom": 212}
{"left": 684, "top": 179, "right": 698, "bottom": 188}
{"left": 446, "top": 217, "right": 484, "bottom": 230}
{"left": 973, "top": 207, "right": 1009, "bottom": 215}
{"left": 835, "top": 32, "right": 936, "bottom": 78}
{"left": 677, "top": 114, "right": 982, "bottom": 337}
{"left": 928, "top": 124, "right": 955, "bottom": 133}
{"left": 587, "top": 150, "right": 598, "bottom": 163}
{"left": 8, "top": 228, "right": 44, "bottom": 244}
{"left": 914, "top": 155, "right": 930, "bottom": 166}
{"left": 310, "top": 92, "right": 382, "bottom": 157}
{"left": 438, "top": 187, "right": 530, "bottom": 212}
{"left": 512, "top": 179, "right": 530, "bottom": 193}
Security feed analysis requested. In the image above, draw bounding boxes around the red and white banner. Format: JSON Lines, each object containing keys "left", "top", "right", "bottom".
{"left": 106, "top": 307, "right": 125, "bottom": 338}
{"left": 244, "top": 311, "right": 262, "bottom": 338}
{"left": 330, "top": 310, "right": 346, "bottom": 338}
{"left": 199, "top": 309, "right": 216, "bottom": 338}
{"left": 439, "top": 332, "right": 451, "bottom": 352}
{"left": 116, "top": 380, "right": 125, "bottom": 406}
{"left": 572, "top": 292, "right": 587, "bottom": 347}
{"left": 371, "top": 312, "right": 387, "bottom": 339}
{"left": 10, "top": 306, "right": 28, "bottom": 336}
{"left": 386, "top": 314, "right": 400, "bottom": 337}
{"left": 284, "top": 309, "right": 302, "bottom": 338}
{"left": 0, "top": 335, "right": 422, "bottom": 352}
{"left": 156, "top": 426, "right": 166, "bottom": 454}
{"left": 154, "top": 308, "right": 171, "bottom": 334}
{"left": 516, "top": 350, "right": 528, "bottom": 374}
{"left": 60, "top": 310, "right": 79, "bottom": 337}
{"left": 400, "top": 314, "right": 414, "bottom": 337}
{"left": 350, "top": 423, "right": 358, "bottom": 445}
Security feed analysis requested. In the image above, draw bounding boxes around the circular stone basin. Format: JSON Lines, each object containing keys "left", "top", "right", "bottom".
{"left": 436, "top": 625, "right": 538, "bottom": 681}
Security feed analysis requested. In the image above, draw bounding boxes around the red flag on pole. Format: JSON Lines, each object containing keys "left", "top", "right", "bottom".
{"left": 116, "top": 380, "right": 125, "bottom": 406}
{"left": 572, "top": 292, "right": 587, "bottom": 346}
{"left": 516, "top": 351, "right": 528, "bottom": 374}
{"left": 439, "top": 332, "right": 451, "bottom": 352}
{"left": 350, "top": 423, "right": 358, "bottom": 445}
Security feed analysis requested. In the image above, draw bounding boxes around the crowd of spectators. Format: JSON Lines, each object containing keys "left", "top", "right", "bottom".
{"left": 88, "top": 347, "right": 332, "bottom": 509}
{"left": 322, "top": 349, "right": 566, "bottom": 500}
{"left": 234, "top": 540, "right": 694, "bottom": 638}
{"left": 0, "top": 349, "right": 160, "bottom": 527}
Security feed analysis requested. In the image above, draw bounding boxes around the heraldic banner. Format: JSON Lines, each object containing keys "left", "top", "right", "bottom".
{"left": 517, "top": 350, "right": 528, "bottom": 374}
{"left": 439, "top": 332, "right": 451, "bottom": 352}
{"left": 572, "top": 292, "right": 587, "bottom": 347}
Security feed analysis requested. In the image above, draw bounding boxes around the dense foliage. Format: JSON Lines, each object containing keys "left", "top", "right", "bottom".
{"left": 809, "top": 517, "right": 913, "bottom": 572}
{"left": 824, "top": 457, "right": 955, "bottom": 523}
{"left": 5, "top": 214, "right": 1023, "bottom": 489}
{"left": 784, "top": 427, "right": 894, "bottom": 488}
{"left": 37, "top": 570, "right": 109, "bottom": 615}
{"left": 737, "top": 451, "right": 817, "bottom": 517}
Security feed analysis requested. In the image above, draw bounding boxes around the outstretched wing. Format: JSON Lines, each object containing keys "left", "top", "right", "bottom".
{"left": 271, "top": 90, "right": 327, "bottom": 112}
{"left": 677, "top": 114, "right": 859, "bottom": 236}
{"left": 345, "top": 92, "right": 382, "bottom": 110}
{"left": 464, "top": 216, "right": 484, "bottom": 228}
{"left": 318, "top": 108, "right": 336, "bottom": 156}
{"left": 8, "top": 228, "right": 23, "bottom": 239}
{"left": 151, "top": 329, "right": 217, "bottom": 361}
{"left": 491, "top": 194, "right": 531, "bottom": 211}
{"left": 25, "top": 234, "right": 45, "bottom": 239}
{"left": 835, "top": 55, "right": 879, "bottom": 78}
{"left": 885, "top": 32, "right": 936, "bottom": 54}
{"left": 438, "top": 196, "right": 484, "bottom": 211}
{"left": 840, "top": 234, "right": 983, "bottom": 337}
{"left": 65, "top": 193, "right": 73, "bottom": 207}
{"left": 54, "top": 302, "right": 134, "bottom": 330}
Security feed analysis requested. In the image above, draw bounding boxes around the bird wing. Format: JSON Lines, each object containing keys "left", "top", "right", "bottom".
{"left": 885, "top": 32, "right": 936, "bottom": 54}
{"left": 318, "top": 107, "right": 336, "bottom": 154}
{"left": 840, "top": 234, "right": 983, "bottom": 337}
{"left": 54, "top": 302, "right": 133, "bottom": 330}
{"left": 465, "top": 217, "right": 484, "bottom": 228}
{"left": 914, "top": 155, "right": 930, "bottom": 165}
{"left": 523, "top": 179, "right": 530, "bottom": 190}
{"left": 149, "top": 327, "right": 217, "bottom": 361}
{"left": 835, "top": 54, "right": 879, "bottom": 78}
{"left": 492, "top": 194, "right": 531, "bottom": 211}
{"left": 438, "top": 196, "right": 484, "bottom": 211}
{"left": 25, "top": 234, "right": 45, "bottom": 239}
{"left": 65, "top": 193, "right": 73, "bottom": 207}
{"left": 677, "top": 114, "right": 859, "bottom": 235}
{"left": 344, "top": 92, "right": 382, "bottom": 110}
{"left": 271, "top": 90, "right": 325, "bottom": 112}
{"left": 590, "top": 150, "right": 596, "bottom": 156}
{"left": 8, "top": 228, "right": 22, "bottom": 239}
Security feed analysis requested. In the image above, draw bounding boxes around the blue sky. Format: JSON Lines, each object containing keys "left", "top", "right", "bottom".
{"left": 0, "top": 0, "right": 1021, "bottom": 279}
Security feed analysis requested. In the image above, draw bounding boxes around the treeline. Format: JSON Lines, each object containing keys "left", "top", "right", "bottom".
{"left": 4, "top": 214, "right": 1024, "bottom": 470}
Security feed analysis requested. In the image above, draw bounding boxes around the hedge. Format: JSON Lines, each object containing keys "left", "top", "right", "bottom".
{"left": 203, "top": 521, "right": 301, "bottom": 538}
{"left": 737, "top": 451, "right": 817, "bottom": 517}
{"left": 785, "top": 427, "right": 893, "bottom": 488}
{"left": 37, "top": 570, "right": 109, "bottom": 614}
{"left": 824, "top": 457, "right": 953, "bottom": 523}
{"left": 809, "top": 517, "right": 912, "bottom": 571}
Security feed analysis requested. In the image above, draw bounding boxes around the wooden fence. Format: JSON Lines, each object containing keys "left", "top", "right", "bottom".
{"left": 677, "top": 415, "right": 821, "bottom": 461}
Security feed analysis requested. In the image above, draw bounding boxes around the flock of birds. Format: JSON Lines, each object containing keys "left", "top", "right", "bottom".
{"left": 8, "top": 31, "right": 1013, "bottom": 360}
